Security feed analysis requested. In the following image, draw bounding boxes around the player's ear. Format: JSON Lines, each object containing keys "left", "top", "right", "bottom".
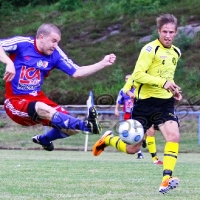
{"left": 157, "top": 29, "right": 161, "bottom": 36}
{"left": 174, "top": 29, "right": 178, "bottom": 36}
{"left": 39, "top": 34, "right": 44, "bottom": 40}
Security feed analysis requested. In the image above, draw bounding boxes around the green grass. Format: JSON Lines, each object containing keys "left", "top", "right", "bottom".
{"left": 0, "top": 0, "right": 200, "bottom": 104}
{"left": 0, "top": 109, "right": 199, "bottom": 199}
{"left": 0, "top": 113, "right": 200, "bottom": 153}
{"left": 0, "top": 150, "right": 200, "bottom": 200}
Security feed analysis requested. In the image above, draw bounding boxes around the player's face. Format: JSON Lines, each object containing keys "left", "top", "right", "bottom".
{"left": 158, "top": 23, "right": 177, "bottom": 48}
{"left": 125, "top": 75, "right": 130, "bottom": 82}
{"left": 40, "top": 32, "right": 61, "bottom": 55}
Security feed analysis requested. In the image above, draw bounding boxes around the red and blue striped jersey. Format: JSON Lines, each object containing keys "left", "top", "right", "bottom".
{"left": 116, "top": 87, "right": 135, "bottom": 113}
{"left": 0, "top": 36, "right": 79, "bottom": 98}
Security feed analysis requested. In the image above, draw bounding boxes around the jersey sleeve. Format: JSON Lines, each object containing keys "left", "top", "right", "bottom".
{"left": 116, "top": 89, "right": 124, "bottom": 105}
{"left": 54, "top": 46, "right": 79, "bottom": 76}
{"left": 0, "top": 36, "right": 32, "bottom": 53}
{"left": 133, "top": 45, "right": 166, "bottom": 88}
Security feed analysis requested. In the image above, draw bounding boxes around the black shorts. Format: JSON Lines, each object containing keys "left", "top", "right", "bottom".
{"left": 131, "top": 97, "right": 179, "bottom": 132}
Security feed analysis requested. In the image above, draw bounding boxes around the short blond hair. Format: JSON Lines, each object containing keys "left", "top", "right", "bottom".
{"left": 36, "top": 23, "right": 61, "bottom": 38}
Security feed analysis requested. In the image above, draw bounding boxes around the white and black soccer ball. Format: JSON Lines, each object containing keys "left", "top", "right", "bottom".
{"left": 118, "top": 119, "right": 144, "bottom": 144}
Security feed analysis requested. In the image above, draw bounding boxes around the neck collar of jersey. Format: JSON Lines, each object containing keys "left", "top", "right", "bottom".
{"left": 157, "top": 38, "right": 172, "bottom": 49}
{"left": 34, "top": 38, "right": 45, "bottom": 55}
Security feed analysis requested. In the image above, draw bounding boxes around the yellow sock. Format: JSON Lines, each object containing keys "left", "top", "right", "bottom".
{"left": 146, "top": 136, "right": 157, "bottom": 162}
{"left": 162, "top": 142, "right": 179, "bottom": 181}
{"left": 105, "top": 135, "right": 127, "bottom": 153}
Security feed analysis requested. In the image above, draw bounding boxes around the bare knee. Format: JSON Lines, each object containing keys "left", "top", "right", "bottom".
{"left": 165, "top": 132, "right": 180, "bottom": 142}
{"left": 126, "top": 143, "right": 141, "bottom": 154}
{"left": 159, "top": 121, "right": 180, "bottom": 142}
{"left": 35, "top": 102, "right": 56, "bottom": 120}
{"left": 146, "top": 125, "right": 155, "bottom": 136}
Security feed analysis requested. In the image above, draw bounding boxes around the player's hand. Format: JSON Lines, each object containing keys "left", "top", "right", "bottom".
{"left": 115, "top": 109, "right": 119, "bottom": 116}
{"left": 174, "top": 92, "right": 182, "bottom": 101}
{"left": 4, "top": 63, "right": 16, "bottom": 82}
{"left": 101, "top": 54, "right": 116, "bottom": 67}
{"left": 126, "top": 91, "right": 135, "bottom": 100}
{"left": 163, "top": 81, "right": 181, "bottom": 95}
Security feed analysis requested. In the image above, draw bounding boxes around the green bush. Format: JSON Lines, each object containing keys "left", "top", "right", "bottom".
{"left": 175, "top": 58, "right": 200, "bottom": 98}
{"left": 174, "top": 32, "right": 193, "bottom": 52}
{"left": 0, "top": 0, "right": 29, "bottom": 8}
{"left": 118, "top": 0, "right": 181, "bottom": 15}
{"left": 0, "top": 1, "right": 14, "bottom": 16}
{"left": 120, "top": 0, "right": 160, "bottom": 14}
{"left": 0, "top": 0, "right": 58, "bottom": 7}
{"left": 150, "top": 29, "right": 193, "bottom": 53}
{"left": 0, "top": 0, "right": 58, "bottom": 16}
{"left": 58, "top": 0, "right": 83, "bottom": 11}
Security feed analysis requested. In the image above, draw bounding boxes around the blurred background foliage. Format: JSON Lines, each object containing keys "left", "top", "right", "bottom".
{"left": 0, "top": 0, "right": 200, "bottom": 105}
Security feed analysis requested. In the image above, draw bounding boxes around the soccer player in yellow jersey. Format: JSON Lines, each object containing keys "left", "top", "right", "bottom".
{"left": 93, "top": 14, "right": 182, "bottom": 194}
{"left": 115, "top": 74, "right": 163, "bottom": 164}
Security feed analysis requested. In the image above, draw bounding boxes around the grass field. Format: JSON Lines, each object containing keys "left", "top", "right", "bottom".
{"left": 0, "top": 113, "right": 200, "bottom": 153}
{"left": 0, "top": 112, "right": 200, "bottom": 199}
{"left": 0, "top": 151, "right": 200, "bottom": 200}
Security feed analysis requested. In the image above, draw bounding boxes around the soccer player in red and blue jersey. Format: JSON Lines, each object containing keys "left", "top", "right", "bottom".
{"left": 0, "top": 23, "right": 116, "bottom": 151}
{"left": 115, "top": 74, "right": 135, "bottom": 121}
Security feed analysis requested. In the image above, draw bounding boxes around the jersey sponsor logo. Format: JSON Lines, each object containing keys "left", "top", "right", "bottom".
{"left": 3, "top": 45, "right": 17, "bottom": 51}
{"left": 146, "top": 46, "right": 152, "bottom": 52}
{"left": 37, "top": 60, "right": 49, "bottom": 68}
{"left": 18, "top": 66, "right": 41, "bottom": 91}
{"left": 29, "top": 90, "right": 38, "bottom": 96}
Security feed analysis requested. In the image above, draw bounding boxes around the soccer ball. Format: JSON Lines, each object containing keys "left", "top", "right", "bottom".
{"left": 118, "top": 119, "right": 144, "bottom": 144}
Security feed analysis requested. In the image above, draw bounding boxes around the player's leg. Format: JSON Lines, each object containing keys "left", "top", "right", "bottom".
{"left": 158, "top": 120, "right": 180, "bottom": 194}
{"left": 29, "top": 101, "right": 100, "bottom": 134}
{"left": 146, "top": 125, "right": 163, "bottom": 164}
{"left": 5, "top": 97, "right": 100, "bottom": 151}
{"left": 33, "top": 127, "right": 81, "bottom": 151}
{"left": 30, "top": 101, "right": 101, "bottom": 150}
{"left": 124, "top": 112, "right": 144, "bottom": 159}
{"left": 4, "top": 98, "right": 37, "bottom": 126}
{"left": 136, "top": 149, "right": 144, "bottom": 159}
{"left": 125, "top": 112, "right": 144, "bottom": 159}
{"left": 86, "top": 106, "right": 101, "bottom": 134}
{"left": 32, "top": 128, "right": 67, "bottom": 151}
{"left": 33, "top": 108, "right": 100, "bottom": 150}
{"left": 93, "top": 98, "right": 153, "bottom": 157}
{"left": 93, "top": 130, "right": 142, "bottom": 156}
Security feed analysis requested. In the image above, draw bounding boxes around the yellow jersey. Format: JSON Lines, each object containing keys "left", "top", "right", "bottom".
{"left": 123, "top": 39, "right": 181, "bottom": 99}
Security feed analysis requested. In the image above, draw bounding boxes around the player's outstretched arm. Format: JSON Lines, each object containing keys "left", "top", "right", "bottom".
{"left": 0, "top": 46, "right": 16, "bottom": 82}
{"left": 72, "top": 53, "right": 116, "bottom": 78}
{"left": 115, "top": 103, "right": 120, "bottom": 117}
